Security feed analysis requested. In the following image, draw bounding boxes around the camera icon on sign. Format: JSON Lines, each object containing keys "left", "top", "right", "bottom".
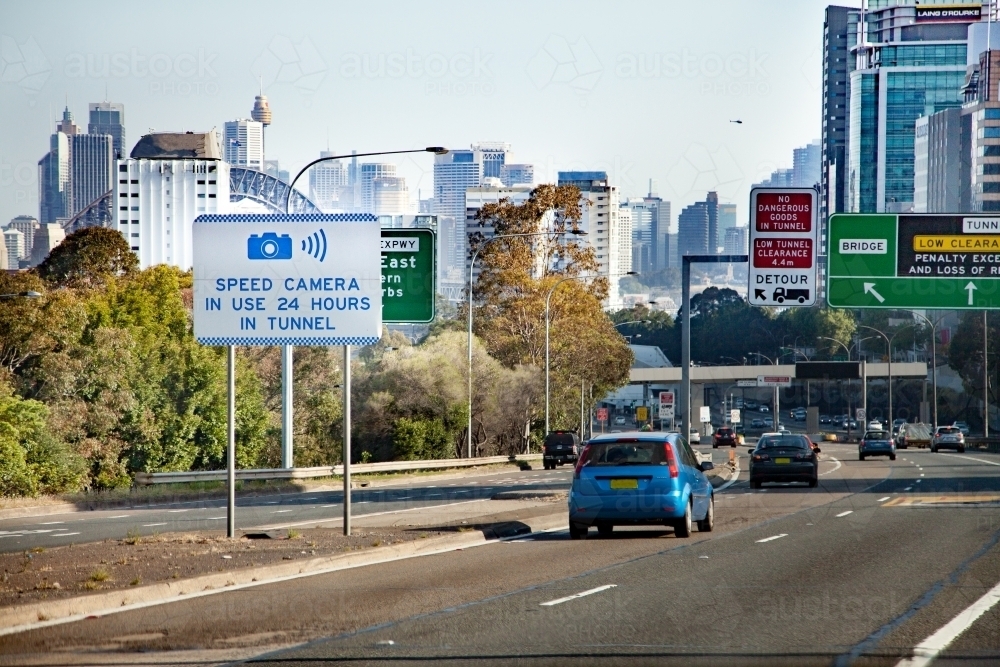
{"left": 247, "top": 232, "right": 293, "bottom": 260}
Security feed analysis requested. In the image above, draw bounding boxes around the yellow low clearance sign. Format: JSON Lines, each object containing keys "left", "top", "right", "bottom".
{"left": 914, "top": 236, "right": 1000, "bottom": 251}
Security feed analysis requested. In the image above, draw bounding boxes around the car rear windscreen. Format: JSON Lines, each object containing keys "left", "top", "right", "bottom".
{"left": 580, "top": 441, "right": 667, "bottom": 466}
{"left": 545, "top": 433, "right": 575, "bottom": 446}
{"left": 756, "top": 435, "right": 809, "bottom": 449}
{"left": 865, "top": 431, "right": 890, "bottom": 440}
{"left": 938, "top": 427, "right": 960, "bottom": 435}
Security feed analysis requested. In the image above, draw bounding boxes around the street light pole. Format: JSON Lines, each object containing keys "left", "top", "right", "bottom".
{"left": 859, "top": 324, "right": 912, "bottom": 427}
{"left": 755, "top": 352, "right": 779, "bottom": 428}
{"left": 910, "top": 312, "right": 944, "bottom": 429}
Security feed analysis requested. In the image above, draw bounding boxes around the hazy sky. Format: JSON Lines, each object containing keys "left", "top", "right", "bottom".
{"left": 0, "top": 0, "right": 848, "bottom": 228}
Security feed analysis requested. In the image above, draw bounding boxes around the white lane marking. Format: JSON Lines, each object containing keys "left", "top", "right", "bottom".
{"left": 939, "top": 453, "right": 1000, "bottom": 467}
{"left": 819, "top": 457, "right": 842, "bottom": 477}
{"left": 836, "top": 511, "right": 853, "bottom": 518}
{"left": 108, "top": 515, "right": 130, "bottom": 519}
{"left": 916, "top": 480, "right": 922, "bottom": 484}
{"left": 265, "top": 502, "right": 279, "bottom": 505}
{"left": 920, "top": 474, "right": 925, "bottom": 477}
{"left": 539, "top": 584, "right": 617, "bottom": 607}
{"left": 49, "top": 532, "right": 79, "bottom": 537}
{"left": 142, "top": 523, "right": 166, "bottom": 527}
{"left": 167, "top": 509, "right": 188, "bottom": 513}
{"left": 271, "top": 510, "right": 292, "bottom": 513}
{"left": 756, "top": 534, "right": 788, "bottom": 543}
{"left": 39, "top": 522, "right": 64, "bottom": 525}
{"left": 878, "top": 497, "right": 891, "bottom": 502}
{"left": 206, "top": 517, "right": 226, "bottom": 520}
{"left": 894, "top": 578, "right": 1000, "bottom": 667}
{"left": 905, "top": 487, "right": 913, "bottom": 491}
{"left": 321, "top": 505, "right": 338, "bottom": 508}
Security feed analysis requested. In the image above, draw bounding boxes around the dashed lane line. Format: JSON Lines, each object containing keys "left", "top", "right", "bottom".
{"left": 539, "top": 584, "right": 617, "bottom": 607}
{"left": 836, "top": 511, "right": 853, "bottom": 518}
{"left": 756, "top": 534, "right": 788, "bottom": 543}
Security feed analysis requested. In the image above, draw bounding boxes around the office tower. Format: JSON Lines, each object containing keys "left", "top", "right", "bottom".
{"left": 500, "top": 163, "right": 534, "bottom": 186}
{"left": 706, "top": 191, "right": 719, "bottom": 254}
{"left": 372, "top": 176, "right": 410, "bottom": 215}
{"left": 822, "top": 6, "right": 858, "bottom": 220}
{"left": 6, "top": 215, "right": 39, "bottom": 261}
{"left": 913, "top": 108, "right": 966, "bottom": 212}
{"left": 754, "top": 168, "right": 794, "bottom": 188}
{"left": 3, "top": 228, "right": 25, "bottom": 269}
{"left": 436, "top": 148, "right": 483, "bottom": 277}
{"left": 309, "top": 151, "right": 349, "bottom": 212}
{"left": 70, "top": 133, "right": 114, "bottom": 216}
{"left": 793, "top": 140, "right": 822, "bottom": 188}
{"left": 557, "top": 171, "right": 624, "bottom": 308}
{"left": 88, "top": 102, "right": 125, "bottom": 157}
{"left": 114, "top": 132, "right": 230, "bottom": 269}
{"left": 31, "top": 223, "right": 66, "bottom": 266}
{"left": 718, "top": 203, "right": 737, "bottom": 232}
{"left": 847, "top": 1, "right": 973, "bottom": 213}
{"left": 473, "top": 142, "right": 509, "bottom": 179}
{"left": 617, "top": 206, "right": 633, "bottom": 276}
{"left": 223, "top": 119, "right": 264, "bottom": 170}
{"left": 38, "top": 109, "right": 74, "bottom": 223}
{"left": 724, "top": 226, "right": 748, "bottom": 255}
{"left": 678, "top": 202, "right": 709, "bottom": 257}
{"left": 358, "top": 163, "right": 397, "bottom": 213}
{"left": 622, "top": 181, "right": 670, "bottom": 273}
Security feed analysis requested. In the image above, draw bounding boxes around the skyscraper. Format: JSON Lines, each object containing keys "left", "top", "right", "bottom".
{"left": 793, "top": 140, "right": 822, "bottom": 188}
{"left": 7, "top": 215, "right": 39, "bottom": 261}
{"left": 821, "top": 6, "right": 857, "bottom": 220}
{"left": 718, "top": 203, "right": 737, "bottom": 232}
{"left": 677, "top": 202, "right": 709, "bottom": 257}
{"left": 37, "top": 108, "right": 75, "bottom": 223}
{"left": 435, "top": 148, "right": 483, "bottom": 276}
{"left": 473, "top": 142, "right": 509, "bottom": 179}
{"left": 31, "top": 223, "right": 66, "bottom": 266}
{"left": 88, "top": 102, "right": 125, "bottom": 157}
{"left": 706, "top": 191, "right": 719, "bottom": 254}
{"left": 622, "top": 181, "right": 670, "bottom": 272}
{"left": 223, "top": 119, "right": 264, "bottom": 170}
{"left": 372, "top": 176, "right": 410, "bottom": 215}
{"left": 500, "top": 163, "right": 534, "bottom": 187}
{"left": 724, "top": 225, "right": 748, "bottom": 255}
{"left": 847, "top": 1, "right": 972, "bottom": 213}
{"left": 3, "top": 228, "right": 25, "bottom": 269}
{"left": 70, "top": 133, "right": 114, "bottom": 216}
{"left": 358, "top": 163, "right": 397, "bottom": 213}
{"left": 309, "top": 151, "right": 349, "bottom": 212}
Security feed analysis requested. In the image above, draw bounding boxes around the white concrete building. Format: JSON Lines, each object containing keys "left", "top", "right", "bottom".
{"left": 309, "top": 151, "right": 349, "bottom": 212}
{"left": 617, "top": 206, "right": 633, "bottom": 277}
{"left": 223, "top": 119, "right": 264, "bottom": 170}
{"left": 31, "top": 223, "right": 66, "bottom": 266}
{"left": 724, "top": 225, "right": 748, "bottom": 255}
{"left": 463, "top": 183, "right": 544, "bottom": 286}
{"left": 557, "top": 172, "right": 624, "bottom": 309}
{"left": 3, "top": 228, "right": 25, "bottom": 269}
{"left": 115, "top": 132, "right": 230, "bottom": 269}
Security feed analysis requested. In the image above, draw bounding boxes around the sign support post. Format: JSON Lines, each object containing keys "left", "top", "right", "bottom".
{"left": 281, "top": 346, "right": 293, "bottom": 468}
{"left": 343, "top": 344, "right": 352, "bottom": 536}
{"left": 227, "top": 345, "right": 235, "bottom": 539}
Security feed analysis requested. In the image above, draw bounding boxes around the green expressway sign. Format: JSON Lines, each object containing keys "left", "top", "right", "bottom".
{"left": 827, "top": 214, "right": 1000, "bottom": 309}
{"left": 381, "top": 229, "right": 436, "bottom": 323}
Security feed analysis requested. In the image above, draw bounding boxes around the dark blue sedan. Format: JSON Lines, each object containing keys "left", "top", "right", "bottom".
{"left": 568, "top": 432, "right": 715, "bottom": 539}
{"left": 859, "top": 430, "right": 896, "bottom": 461}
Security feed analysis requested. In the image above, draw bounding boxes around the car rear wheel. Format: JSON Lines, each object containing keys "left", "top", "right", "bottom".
{"left": 890, "top": 454, "right": 896, "bottom": 461}
{"left": 750, "top": 478, "right": 761, "bottom": 489}
{"left": 597, "top": 523, "right": 613, "bottom": 537}
{"left": 808, "top": 477, "right": 818, "bottom": 488}
{"left": 930, "top": 445, "right": 937, "bottom": 453}
{"left": 859, "top": 453, "right": 865, "bottom": 461}
{"left": 569, "top": 522, "right": 588, "bottom": 540}
{"left": 958, "top": 446, "right": 965, "bottom": 453}
{"left": 674, "top": 500, "right": 692, "bottom": 538}
{"left": 697, "top": 496, "right": 714, "bottom": 532}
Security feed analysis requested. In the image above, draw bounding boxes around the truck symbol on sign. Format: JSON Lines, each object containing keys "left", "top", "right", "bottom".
{"left": 772, "top": 288, "right": 809, "bottom": 304}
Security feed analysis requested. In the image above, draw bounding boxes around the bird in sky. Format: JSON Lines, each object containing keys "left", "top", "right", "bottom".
{"left": 730, "top": 119, "right": 743, "bottom": 124}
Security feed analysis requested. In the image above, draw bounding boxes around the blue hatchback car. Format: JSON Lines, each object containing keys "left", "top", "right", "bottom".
{"left": 568, "top": 432, "right": 715, "bottom": 539}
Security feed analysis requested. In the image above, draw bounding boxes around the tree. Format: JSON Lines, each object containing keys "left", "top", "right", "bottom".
{"left": 36, "top": 226, "right": 138, "bottom": 287}
{"left": 468, "top": 185, "right": 632, "bottom": 433}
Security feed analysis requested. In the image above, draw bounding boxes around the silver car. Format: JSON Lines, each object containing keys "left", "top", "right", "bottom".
{"left": 931, "top": 426, "right": 965, "bottom": 453}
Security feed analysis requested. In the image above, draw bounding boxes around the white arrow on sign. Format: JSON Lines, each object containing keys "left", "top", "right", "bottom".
{"left": 863, "top": 282, "right": 885, "bottom": 304}
{"left": 966, "top": 281, "right": 978, "bottom": 306}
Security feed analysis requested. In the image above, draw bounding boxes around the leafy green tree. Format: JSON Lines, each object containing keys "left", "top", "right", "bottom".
{"left": 36, "top": 226, "right": 138, "bottom": 287}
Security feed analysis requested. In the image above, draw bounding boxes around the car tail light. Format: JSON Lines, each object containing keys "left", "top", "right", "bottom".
{"left": 753, "top": 453, "right": 770, "bottom": 461}
{"left": 957, "top": 433, "right": 965, "bottom": 441}
{"left": 794, "top": 452, "right": 812, "bottom": 460}
{"left": 573, "top": 445, "right": 590, "bottom": 479}
{"left": 663, "top": 442, "right": 679, "bottom": 478}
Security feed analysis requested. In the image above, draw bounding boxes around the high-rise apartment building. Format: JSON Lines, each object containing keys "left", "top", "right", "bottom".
{"left": 358, "top": 163, "right": 397, "bottom": 214}
{"left": 223, "top": 119, "right": 264, "bottom": 170}
{"left": 6, "top": 215, "right": 39, "bottom": 261}
{"left": 465, "top": 183, "right": 542, "bottom": 284}
{"left": 706, "top": 191, "right": 719, "bottom": 253}
{"left": 847, "top": 1, "right": 974, "bottom": 213}
{"left": 822, "top": 6, "right": 858, "bottom": 220}
{"left": 500, "top": 163, "right": 534, "bottom": 187}
{"left": 793, "top": 140, "right": 822, "bottom": 188}
{"left": 309, "top": 151, "right": 349, "bottom": 212}
{"left": 718, "top": 203, "right": 738, "bottom": 233}
{"left": 114, "top": 132, "right": 230, "bottom": 269}
{"left": 435, "top": 148, "right": 484, "bottom": 277}
{"left": 372, "top": 176, "right": 410, "bottom": 216}
{"left": 724, "top": 225, "right": 748, "bottom": 255}
{"left": 3, "top": 228, "right": 25, "bottom": 269}
{"left": 617, "top": 206, "right": 633, "bottom": 276}
{"left": 88, "top": 102, "right": 125, "bottom": 157}
{"left": 557, "top": 171, "right": 624, "bottom": 308}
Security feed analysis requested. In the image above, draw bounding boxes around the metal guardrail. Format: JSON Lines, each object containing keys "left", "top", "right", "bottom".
{"left": 133, "top": 454, "right": 543, "bottom": 486}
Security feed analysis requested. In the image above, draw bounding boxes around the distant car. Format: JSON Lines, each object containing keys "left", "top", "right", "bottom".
{"left": 759, "top": 405, "right": 770, "bottom": 413}
{"left": 931, "top": 426, "right": 965, "bottom": 452}
{"left": 953, "top": 421, "right": 971, "bottom": 436}
{"left": 896, "top": 423, "right": 931, "bottom": 449}
{"left": 748, "top": 433, "right": 819, "bottom": 488}
{"left": 846, "top": 419, "right": 859, "bottom": 430}
{"left": 745, "top": 400, "right": 759, "bottom": 410}
{"left": 689, "top": 427, "right": 701, "bottom": 445}
{"left": 819, "top": 414, "right": 832, "bottom": 425}
{"left": 763, "top": 417, "right": 774, "bottom": 428}
{"left": 859, "top": 430, "right": 896, "bottom": 461}
{"left": 613, "top": 416, "right": 626, "bottom": 426}
{"left": 712, "top": 426, "right": 738, "bottom": 449}
{"left": 892, "top": 418, "right": 906, "bottom": 434}
{"left": 868, "top": 420, "right": 883, "bottom": 430}
{"left": 568, "top": 432, "right": 715, "bottom": 539}
{"left": 751, "top": 418, "right": 764, "bottom": 428}
{"left": 542, "top": 430, "right": 580, "bottom": 470}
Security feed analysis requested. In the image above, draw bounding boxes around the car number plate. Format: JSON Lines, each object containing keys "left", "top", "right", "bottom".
{"left": 610, "top": 479, "right": 638, "bottom": 490}
{"left": 775, "top": 458, "right": 791, "bottom": 464}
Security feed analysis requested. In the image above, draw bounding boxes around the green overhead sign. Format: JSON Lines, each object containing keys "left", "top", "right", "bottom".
{"left": 827, "top": 213, "right": 1000, "bottom": 309}
{"left": 381, "top": 229, "right": 436, "bottom": 323}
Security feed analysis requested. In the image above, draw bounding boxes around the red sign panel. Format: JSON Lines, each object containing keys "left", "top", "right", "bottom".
{"left": 659, "top": 391, "right": 674, "bottom": 406}
{"left": 596, "top": 408, "right": 608, "bottom": 422}
{"left": 754, "top": 192, "right": 813, "bottom": 233}
{"left": 752, "top": 237, "right": 814, "bottom": 269}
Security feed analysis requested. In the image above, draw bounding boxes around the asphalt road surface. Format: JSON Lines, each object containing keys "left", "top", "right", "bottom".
{"left": 3, "top": 443, "right": 1000, "bottom": 666}
{"left": 0, "top": 467, "right": 573, "bottom": 553}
